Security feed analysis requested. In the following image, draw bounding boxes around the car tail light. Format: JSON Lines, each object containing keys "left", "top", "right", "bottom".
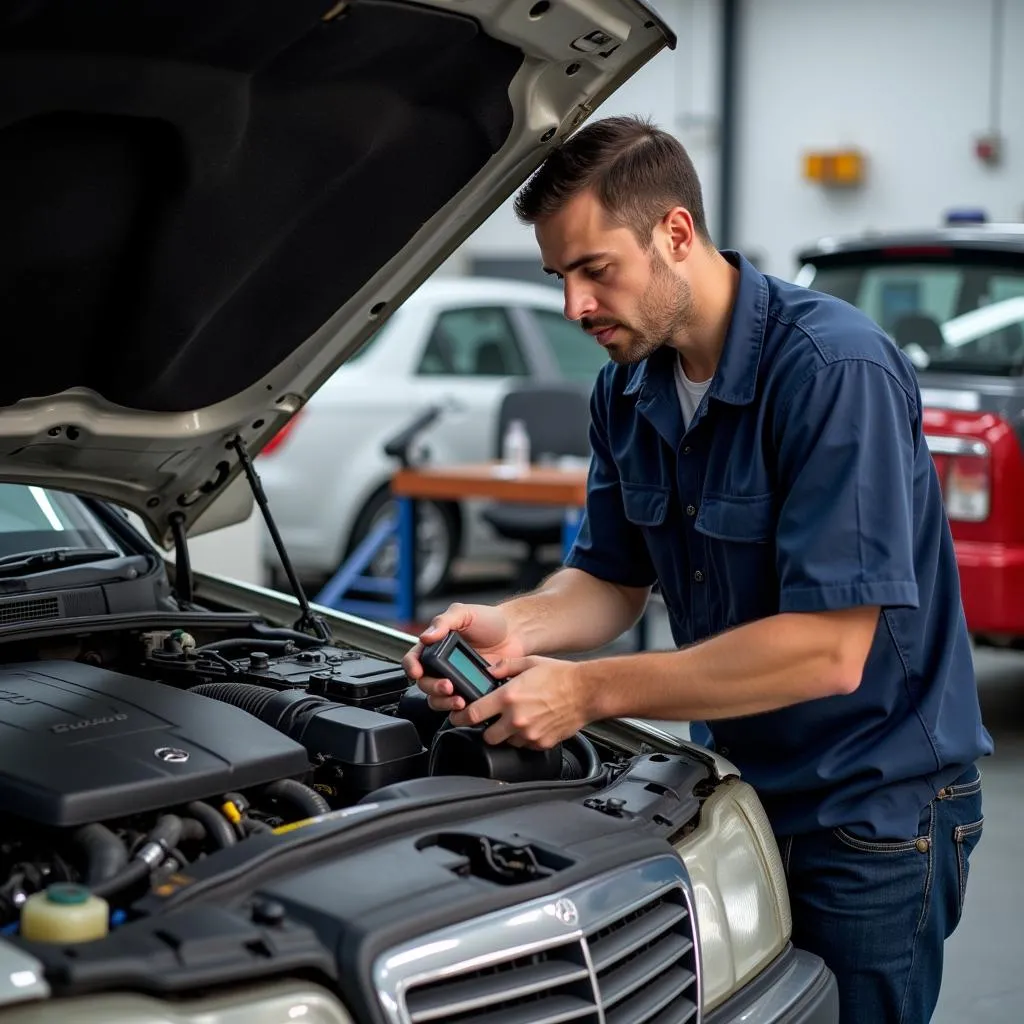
{"left": 928, "top": 436, "right": 990, "bottom": 521}
{"left": 261, "top": 411, "right": 303, "bottom": 456}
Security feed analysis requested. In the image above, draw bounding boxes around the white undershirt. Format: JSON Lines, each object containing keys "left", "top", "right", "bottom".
{"left": 673, "top": 354, "right": 712, "bottom": 429}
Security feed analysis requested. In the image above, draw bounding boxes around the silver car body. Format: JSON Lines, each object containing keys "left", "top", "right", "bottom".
{"left": 257, "top": 277, "right": 595, "bottom": 590}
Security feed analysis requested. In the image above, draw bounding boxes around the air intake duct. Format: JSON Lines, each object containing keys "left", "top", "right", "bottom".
{"left": 189, "top": 682, "right": 426, "bottom": 801}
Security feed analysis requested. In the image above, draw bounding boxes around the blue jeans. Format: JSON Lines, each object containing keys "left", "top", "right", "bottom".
{"left": 779, "top": 765, "right": 984, "bottom": 1023}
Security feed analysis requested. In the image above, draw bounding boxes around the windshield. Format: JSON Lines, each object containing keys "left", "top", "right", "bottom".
{"left": 806, "top": 259, "right": 1024, "bottom": 375}
{"left": 0, "top": 484, "right": 124, "bottom": 562}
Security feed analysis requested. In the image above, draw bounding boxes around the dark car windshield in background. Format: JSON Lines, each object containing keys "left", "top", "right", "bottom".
{"left": 807, "top": 258, "right": 1024, "bottom": 375}
{"left": 0, "top": 484, "right": 124, "bottom": 562}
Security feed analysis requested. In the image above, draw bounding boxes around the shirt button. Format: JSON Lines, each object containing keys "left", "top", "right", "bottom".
{"left": 686, "top": 504, "right": 697, "bottom": 516}
{"left": 683, "top": 446, "right": 692, "bottom": 454}
{"left": 693, "top": 570, "right": 704, "bottom": 583}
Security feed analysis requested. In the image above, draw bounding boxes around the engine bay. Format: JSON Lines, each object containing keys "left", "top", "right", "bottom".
{"left": 0, "top": 618, "right": 608, "bottom": 931}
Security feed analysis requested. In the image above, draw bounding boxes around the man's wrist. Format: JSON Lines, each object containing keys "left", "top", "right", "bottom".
{"left": 499, "top": 596, "right": 544, "bottom": 657}
{"left": 575, "top": 657, "right": 613, "bottom": 721}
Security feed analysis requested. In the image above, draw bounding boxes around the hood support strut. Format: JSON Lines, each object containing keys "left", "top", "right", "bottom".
{"left": 229, "top": 435, "right": 332, "bottom": 643}
{"left": 169, "top": 512, "right": 194, "bottom": 606}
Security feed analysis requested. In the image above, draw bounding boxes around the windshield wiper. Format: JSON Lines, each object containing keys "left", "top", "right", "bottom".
{"left": 0, "top": 547, "right": 122, "bottom": 576}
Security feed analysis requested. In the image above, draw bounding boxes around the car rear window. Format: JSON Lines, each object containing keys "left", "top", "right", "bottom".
{"left": 807, "top": 258, "right": 1024, "bottom": 375}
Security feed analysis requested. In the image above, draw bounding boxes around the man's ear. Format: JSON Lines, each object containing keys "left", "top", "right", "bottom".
{"left": 662, "top": 206, "right": 696, "bottom": 263}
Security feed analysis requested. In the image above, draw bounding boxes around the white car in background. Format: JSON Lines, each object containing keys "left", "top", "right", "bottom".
{"left": 258, "top": 276, "right": 605, "bottom": 595}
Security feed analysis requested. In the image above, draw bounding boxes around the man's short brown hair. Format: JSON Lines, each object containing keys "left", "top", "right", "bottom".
{"left": 513, "top": 115, "right": 711, "bottom": 247}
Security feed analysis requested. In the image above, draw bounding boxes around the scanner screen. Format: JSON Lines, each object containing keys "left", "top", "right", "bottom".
{"left": 449, "top": 646, "right": 494, "bottom": 695}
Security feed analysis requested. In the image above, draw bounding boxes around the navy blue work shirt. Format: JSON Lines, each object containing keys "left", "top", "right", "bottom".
{"left": 566, "top": 250, "right": 993, "bottom": 839}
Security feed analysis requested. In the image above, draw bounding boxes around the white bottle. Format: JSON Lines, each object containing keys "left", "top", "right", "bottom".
{"left": 501, "top": 418, "right": 531, "bottom": 474}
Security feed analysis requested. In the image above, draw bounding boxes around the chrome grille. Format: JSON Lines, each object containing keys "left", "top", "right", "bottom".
{"left": 374, "top": 853, "right": 700, "bottom": 1024}
{"left": 404, "top": 939, "right": 597, "bottom": 1024}
{"left": 589, "top": 890, "right": 697, "bottom": 1024}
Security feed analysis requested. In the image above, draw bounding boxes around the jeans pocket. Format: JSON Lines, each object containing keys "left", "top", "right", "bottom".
{"left": 832, "top": 826, "right": 929, "bottom": 855}
{"left": 954, "top": 817, "right": 984, "bottom": 912}
{"left": 938, "top": 766, "right": 982, "bottom": 801}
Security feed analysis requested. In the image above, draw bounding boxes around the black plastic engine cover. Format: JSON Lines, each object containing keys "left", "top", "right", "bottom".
{"left": 0, "top": 661, "right": 311, "bottom": 827}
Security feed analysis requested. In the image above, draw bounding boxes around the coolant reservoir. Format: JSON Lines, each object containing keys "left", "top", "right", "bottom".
{"left": 21, "top": 884, "right": 109, "bottom": 943}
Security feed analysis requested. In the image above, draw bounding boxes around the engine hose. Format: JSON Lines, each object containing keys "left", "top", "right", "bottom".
{"left": 189, "top": 681, "right": 278, "bottom": 718}
{"left": 262, "top": 779, "right": 330, "bottom": 819}
{"left": 72, "top": 823, "right": 129, "bottom": 886}
{"left": 189, "top": 681, "right": 333, "bottom": 741}
{"left": 147, "top": 815, "right": 184, "bottom": 853}
{"left": 90, "top": 859, "right": 149, "bottom": 901}
{"left": 185, "top": 801, "right": 237, "bottom": 849}
{"left": 90, "top": 815, "right": 183, "bottom": 900}
{"left": 178, "top": 817, "right": 206, "bottom": 845}
{"left": 561, "top": 734, "right": 605, "bottom": 782}
{"left": 248, "top": 625, "right": 323, "bottom": 647}
{"left": 196, "top": 638, "right": 296, "bottom": 655}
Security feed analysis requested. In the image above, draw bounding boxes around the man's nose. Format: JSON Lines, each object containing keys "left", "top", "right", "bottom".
{"left": 563, "top": 279, "right": 598, "bottom": 321}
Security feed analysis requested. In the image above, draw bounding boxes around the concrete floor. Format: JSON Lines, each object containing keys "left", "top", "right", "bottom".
{"left": 418, "top": 571, "right": 1023, "bottom": 1020}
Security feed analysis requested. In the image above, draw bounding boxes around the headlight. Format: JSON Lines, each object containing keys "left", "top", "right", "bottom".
{"left": 0, "top": 982, "right": 355, "bottom": 1024}
{"left": 673, "top": 777, "right": 792, "bottom": 1012}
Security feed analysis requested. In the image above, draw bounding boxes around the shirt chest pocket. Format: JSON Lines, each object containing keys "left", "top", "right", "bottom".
{"left": 621, "top": 481, "right": 670, "bottom": 528}
{"left": 695, "top": 493, "right": 775, "bottom": 543}
{"left": 695, "top": 493, "right": 780, "bottom": 620}
{"left": 621, "top": 481, "right": 684, "bottom": 612}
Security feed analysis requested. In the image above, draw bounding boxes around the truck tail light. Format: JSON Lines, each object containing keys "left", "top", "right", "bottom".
{"left": 928, "top": 437, "right": 990, "bottom": 521}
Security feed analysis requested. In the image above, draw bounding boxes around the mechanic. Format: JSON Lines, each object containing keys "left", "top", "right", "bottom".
{"left": 403, "top": 115, "right": 992, "bottom": 1023}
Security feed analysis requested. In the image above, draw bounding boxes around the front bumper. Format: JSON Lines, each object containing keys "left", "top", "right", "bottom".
{"left": 705, "top": 944, "right": 839, "bottom": 1024}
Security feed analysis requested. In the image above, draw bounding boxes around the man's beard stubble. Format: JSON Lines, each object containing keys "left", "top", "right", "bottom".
{"left": 584, "top": 251, "right": 695, "bottom": 366}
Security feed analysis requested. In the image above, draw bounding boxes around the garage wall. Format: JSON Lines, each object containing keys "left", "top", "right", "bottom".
{"left": 187, "top": 510, "right": 263, "bottom": 586}
{"left": 460, "top": 0, "right": 1022, "bottom": 286}
{"left": 734, "top": 0, "right": 1023, "bottom": 278}
{"left": 460, "top": 0, "right": 722, "bottom": 263}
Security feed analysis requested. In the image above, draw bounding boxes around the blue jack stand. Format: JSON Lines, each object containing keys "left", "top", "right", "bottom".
{"left": 314, "top": 512, "right": 401, "bottom": 622}
{"left": 314, "top": 492, "right": 419, "bottom": 627}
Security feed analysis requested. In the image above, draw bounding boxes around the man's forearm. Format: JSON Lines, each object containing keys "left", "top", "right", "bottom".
{"left": 501, "top": 567, "right": 649, "bottom": 657}
{"left": 581, "top": 607, "right": 880, "bottom": 722}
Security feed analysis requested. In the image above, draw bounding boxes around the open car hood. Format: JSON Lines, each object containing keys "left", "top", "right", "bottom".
{"left": 0, "top": 0, "right": 673, "bottom": 545}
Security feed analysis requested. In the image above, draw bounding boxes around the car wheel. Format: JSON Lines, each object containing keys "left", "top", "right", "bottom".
{"left": 347, "top": 487, "right": 459, "bottom": 599}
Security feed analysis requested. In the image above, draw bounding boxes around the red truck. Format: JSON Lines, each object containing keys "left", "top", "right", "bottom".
{"left": 796, "top": 222, "right": 1024, "bottom": 648}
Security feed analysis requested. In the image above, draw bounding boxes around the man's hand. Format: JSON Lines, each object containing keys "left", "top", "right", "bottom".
{"left": 402, "top": 602, "right": 525, "bottom": 714}
{"left": 450, "top": 655, "right": 589, "bottom": 749}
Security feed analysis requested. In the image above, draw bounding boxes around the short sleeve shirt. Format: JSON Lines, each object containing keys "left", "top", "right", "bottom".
{"left": 566, "top": 250, "right": 993, "bottom": 839}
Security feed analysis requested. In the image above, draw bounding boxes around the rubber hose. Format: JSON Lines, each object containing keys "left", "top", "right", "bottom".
{"left": 149, "top": 815, "right": 184, "bottom": 852}
{"left": 197, "top": 639, "right": 295, "bottom": 654}
{"left": 189, "top": 681, "right": 278, "bottom": 718}
{"left": 185, "top": 801, "right": 237, "bottom": 849}
{"left": 190, "top": 681, "right": 329, "bottom": 739}
{"left": 249, "top": 625, "right": 324, "bottom": 646}
{"left": 178, "top": 817, "right": 206, "bottom": 845}
{"left": 565, "top": 733, "right": 604, "bottom": 781}
{"left": 263, "top": 779, "right": 330, "bottom": 819}
{"left": 90, "top": 815, "right": 183, "bottom": 899}
{"left": 72, "top": 823, "right": 129, "bottom": 886}
{"left": 90, "top": 859, "right": 149, "bottom": 900}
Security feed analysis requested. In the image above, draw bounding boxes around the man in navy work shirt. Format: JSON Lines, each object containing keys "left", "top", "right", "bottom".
{"left": 404, "top": 116, "right": 992, "bottom": 1022}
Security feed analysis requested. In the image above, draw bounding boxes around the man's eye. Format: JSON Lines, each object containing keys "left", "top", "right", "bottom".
{"left": 586, "top": 265, "right": 609, "bottom": 280}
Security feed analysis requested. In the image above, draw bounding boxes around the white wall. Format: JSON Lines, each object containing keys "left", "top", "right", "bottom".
{"left": 735, "top": 0, "right": 1024, "bottom": 278}
{"left": 459, "top": 0, "right": 1023, "bottom": 285}
{"left": 461, "top": 0, "right": 721, "bottom": 261}
{"left": 187, "top": 510, "right": 263, "bottom": 585}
